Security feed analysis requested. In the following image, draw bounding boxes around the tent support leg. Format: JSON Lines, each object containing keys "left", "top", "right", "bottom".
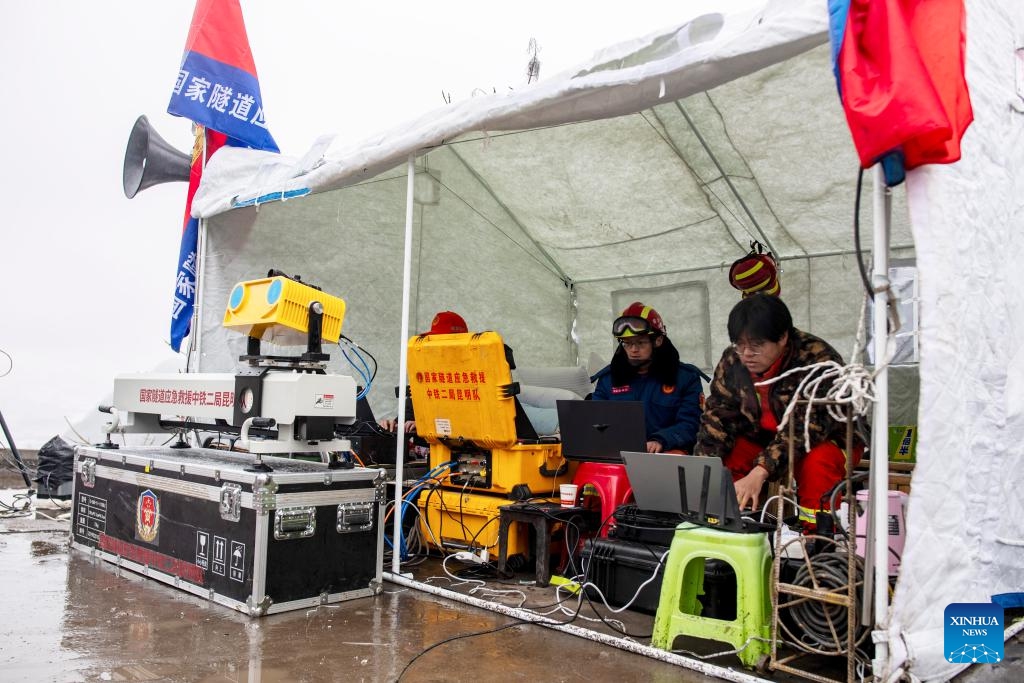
{"left": 870, "top": 164, "right": 892, "bottom": 677}
{"left": 390, "top": 154, "right": 417, "bottom": 577}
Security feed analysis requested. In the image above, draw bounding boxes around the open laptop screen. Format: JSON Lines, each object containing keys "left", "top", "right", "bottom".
{"left": 622, "top": 452, "right": 766, "bottom": 533}
{"left": 555, "top": 400, "right": 646, "bottom": 462}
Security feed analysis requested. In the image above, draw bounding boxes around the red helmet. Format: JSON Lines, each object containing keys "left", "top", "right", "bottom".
{"left": 613, "top": 302, "right": 666, "bottom": 338}
{"left": 427, "top": 311, "right": 468, "bottom": 335}
{"left": 728, "top": 252, "right": 781, "bottom": 298}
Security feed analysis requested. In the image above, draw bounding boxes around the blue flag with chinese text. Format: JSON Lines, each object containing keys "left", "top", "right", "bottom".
{"left": 166, "top": 0, "right": 279, "bottom": 352}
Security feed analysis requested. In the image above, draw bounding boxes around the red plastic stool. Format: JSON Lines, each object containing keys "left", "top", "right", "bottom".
{"left": 573, "top": 462, "right": 634, "bottom": 537}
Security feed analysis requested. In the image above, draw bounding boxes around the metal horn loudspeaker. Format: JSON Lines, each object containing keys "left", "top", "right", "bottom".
{"left": 122, "top": 115, "right": 190, "bottom": 199}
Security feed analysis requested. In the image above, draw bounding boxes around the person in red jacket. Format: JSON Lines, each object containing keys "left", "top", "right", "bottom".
{"left": 694, "top": 294, "right": 865, "bottom": 526}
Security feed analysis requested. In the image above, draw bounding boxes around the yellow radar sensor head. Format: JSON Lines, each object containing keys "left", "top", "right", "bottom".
{"left": 222, "top": 275, "right": 345, "bottom": 345}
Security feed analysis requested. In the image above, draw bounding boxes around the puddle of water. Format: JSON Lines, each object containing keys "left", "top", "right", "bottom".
{"left": 30, "top": 539, "right": 65, "bottom": 557}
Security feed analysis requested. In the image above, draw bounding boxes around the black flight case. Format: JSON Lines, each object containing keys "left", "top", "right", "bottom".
{"left": 70, "top": 445, "right": 386, "bottom": 616}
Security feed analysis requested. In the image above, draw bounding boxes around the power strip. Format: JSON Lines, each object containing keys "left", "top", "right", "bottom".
{"left": 452, "top": 550, "right": 487, "bottom": 564}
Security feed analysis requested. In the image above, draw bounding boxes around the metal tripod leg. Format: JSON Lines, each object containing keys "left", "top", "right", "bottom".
{"left": 0, "top": 409, "right": 33, "bottom": 488}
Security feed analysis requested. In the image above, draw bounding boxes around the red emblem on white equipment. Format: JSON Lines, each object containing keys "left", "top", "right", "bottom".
{"left": 136, "top": 489, "right": 160, "bottom": 543}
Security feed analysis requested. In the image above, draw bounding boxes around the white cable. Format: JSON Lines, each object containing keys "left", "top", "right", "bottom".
{"left": 404, "top": 489, "right": 446, "bottom": 552}
{"left": 63, "top": 416, "right": 91, "bottom": 445}
{"left": 671, "top": 634, "right": 773, "bottom": 661}
{"left": 386, "top": 496, "right": 443, "bottom": 561}
{"left": 759, "top": 494, "right": 799, "bottom": 524}
{"left": 575, "top": 548, "right": 670, "bottom": 615}
{"left": 424, "top": 575, "right": 454, "bottom": 586}
{"left": 533, "top": 571, "right": 769, "bottom": 658}
{"left": 543, "top": 582, "right": 628, "bottom": 630}
{"left": 756, "top": 360, "right": 875, "bottom": 452}
{"left": 33, "top": 509, "right": 72, "bottom": 523}
{"left": 851, "top": 289, "right": 870, "bottom": 363}
{"left": 387, "top": 572, "right": 771, "bottom": 683}
{"left": 475, "top": 589, "right": 527, "bottom": 608}
{"left": 441, "top": 554, "right": 486, "bottom": 589}
{"left": 439, "top": 554, "right": 528, "bottom": 607}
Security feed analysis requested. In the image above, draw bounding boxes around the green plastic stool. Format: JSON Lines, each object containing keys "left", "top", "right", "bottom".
{"left": 651, "top": 524, "right": 772, "bottom": 669}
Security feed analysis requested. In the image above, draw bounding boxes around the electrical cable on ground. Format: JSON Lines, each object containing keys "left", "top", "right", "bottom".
{"left": 395, "top": 620, "right": 536, "bottom": 682}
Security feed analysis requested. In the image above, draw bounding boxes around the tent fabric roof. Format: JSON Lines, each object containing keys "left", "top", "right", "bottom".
{"left": 193, "top": 0, "right": 828, "bottom": 221}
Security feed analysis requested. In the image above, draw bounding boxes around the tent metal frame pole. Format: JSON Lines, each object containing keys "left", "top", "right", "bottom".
{"left": 567, "top": 281, "right": 579, "bottom": 367}
{"left": 645, "top": 107, "right": 747, "bottom": 257}
{"left": 571, "top": 244, "right": 916, "bottom": 285}
{"left": 870, "top": 164, "right": 892, "bottom": 676}
{"left": 390, "top": 154, "right": 417, "bottom": 577}
{"left": 674, "top": 102, "right": 781, "bottom": 258}
{"left": 445, "top": 146, "right": 569, "bottom": 283}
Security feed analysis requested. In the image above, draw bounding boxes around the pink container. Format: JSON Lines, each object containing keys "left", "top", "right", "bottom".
{"left": 854, "top": 489, "right": 908, "bottom": 576}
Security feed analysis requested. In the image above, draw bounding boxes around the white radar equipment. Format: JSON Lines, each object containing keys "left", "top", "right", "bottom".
{"left": 100, "top": 271, "right": 362, "bottom": 471}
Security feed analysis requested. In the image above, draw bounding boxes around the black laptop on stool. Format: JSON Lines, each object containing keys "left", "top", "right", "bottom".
{"left": 555, "top": 400, "right": 646, "bottom": 462}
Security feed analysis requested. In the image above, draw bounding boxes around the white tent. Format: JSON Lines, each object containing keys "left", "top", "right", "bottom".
{"left": 189, "top": 0, "right": 1024, "bottom": 679}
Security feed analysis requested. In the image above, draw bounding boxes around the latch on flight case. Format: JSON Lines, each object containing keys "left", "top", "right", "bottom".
{"left": 253, "top": 475, "right": 278, "bottom": 514}
{"left": 80, "top": 458, "right": 97, "bottom": 488}
{"left": 219, "top": 483, "right": 242, "bottom": 522}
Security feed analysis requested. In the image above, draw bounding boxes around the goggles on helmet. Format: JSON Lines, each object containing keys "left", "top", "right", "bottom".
{"left": 612, "top": 315, "right": 655, "bottom": 338}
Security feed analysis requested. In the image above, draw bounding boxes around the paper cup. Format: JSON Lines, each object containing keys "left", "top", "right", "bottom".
{"left": 559, "top": 483, "right": 579, "bottom": 508}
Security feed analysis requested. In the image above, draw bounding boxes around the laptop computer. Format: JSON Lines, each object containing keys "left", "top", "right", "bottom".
{"left": 556, "top": 400, "right": 646, "bottom": 462}
{"left": 621, "top": 452, "right": 770, "bottom": 533}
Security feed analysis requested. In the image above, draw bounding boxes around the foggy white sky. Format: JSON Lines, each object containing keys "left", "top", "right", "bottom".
{"left": 0, "top": 1, "right": 755, "bottom": 449}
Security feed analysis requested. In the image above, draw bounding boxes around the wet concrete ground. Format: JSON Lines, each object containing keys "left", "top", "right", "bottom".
{"left": 3, "top": 489, "right": 1021, "bottom": 683}
{"left": 1, "top": 493, "right": 718, "bottom": 683}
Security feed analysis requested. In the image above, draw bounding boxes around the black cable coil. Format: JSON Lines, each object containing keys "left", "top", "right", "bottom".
{"left": 779, "top": 551, "right": 870, "bottom": 655}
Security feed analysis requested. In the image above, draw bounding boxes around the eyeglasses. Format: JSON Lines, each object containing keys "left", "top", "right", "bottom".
{"left": 612, "top": 315, "right": 652, "bottom": 338}
{"left": 732, "top": 340, "right": 768, "bottom": 356}
{"left": 619, "top": 338, "right": 652, "bottom": 350}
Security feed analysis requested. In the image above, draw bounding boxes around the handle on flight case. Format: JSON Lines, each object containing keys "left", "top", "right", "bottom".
{"left": 538, "top": 461, "right": 569, "bottom": 478}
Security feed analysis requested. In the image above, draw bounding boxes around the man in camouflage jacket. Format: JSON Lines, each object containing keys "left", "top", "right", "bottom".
{"left": 694, "top": 294, "right": 865, "bottom": 525}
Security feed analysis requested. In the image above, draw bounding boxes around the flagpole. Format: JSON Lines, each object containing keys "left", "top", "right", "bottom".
{"left": 192, "top": 218, "right": 206, "bottom": 373}
{"left": 189, "top": 128, "right": 208, "bottom": 377}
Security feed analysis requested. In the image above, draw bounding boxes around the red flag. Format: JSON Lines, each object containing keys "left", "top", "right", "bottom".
{"left": 832, "top": 0, "right": 973, "bottom": 177}
{"left": 167, "top": 0, "right": 277, "bottom": 352}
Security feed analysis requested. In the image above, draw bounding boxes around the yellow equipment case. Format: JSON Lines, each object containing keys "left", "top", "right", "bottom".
{"left": 416, "top": 488, "right": 529, "bottom": 558}
{"left": 407, "top": 331, "right": 575, "bottom": 496}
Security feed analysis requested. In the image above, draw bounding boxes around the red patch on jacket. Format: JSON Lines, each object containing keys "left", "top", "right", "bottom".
{"left": 611, "top": 386, "right": 630, "bottom": 394}
{"left": 662, "top": 385, "right": 675, "bottom": 394}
